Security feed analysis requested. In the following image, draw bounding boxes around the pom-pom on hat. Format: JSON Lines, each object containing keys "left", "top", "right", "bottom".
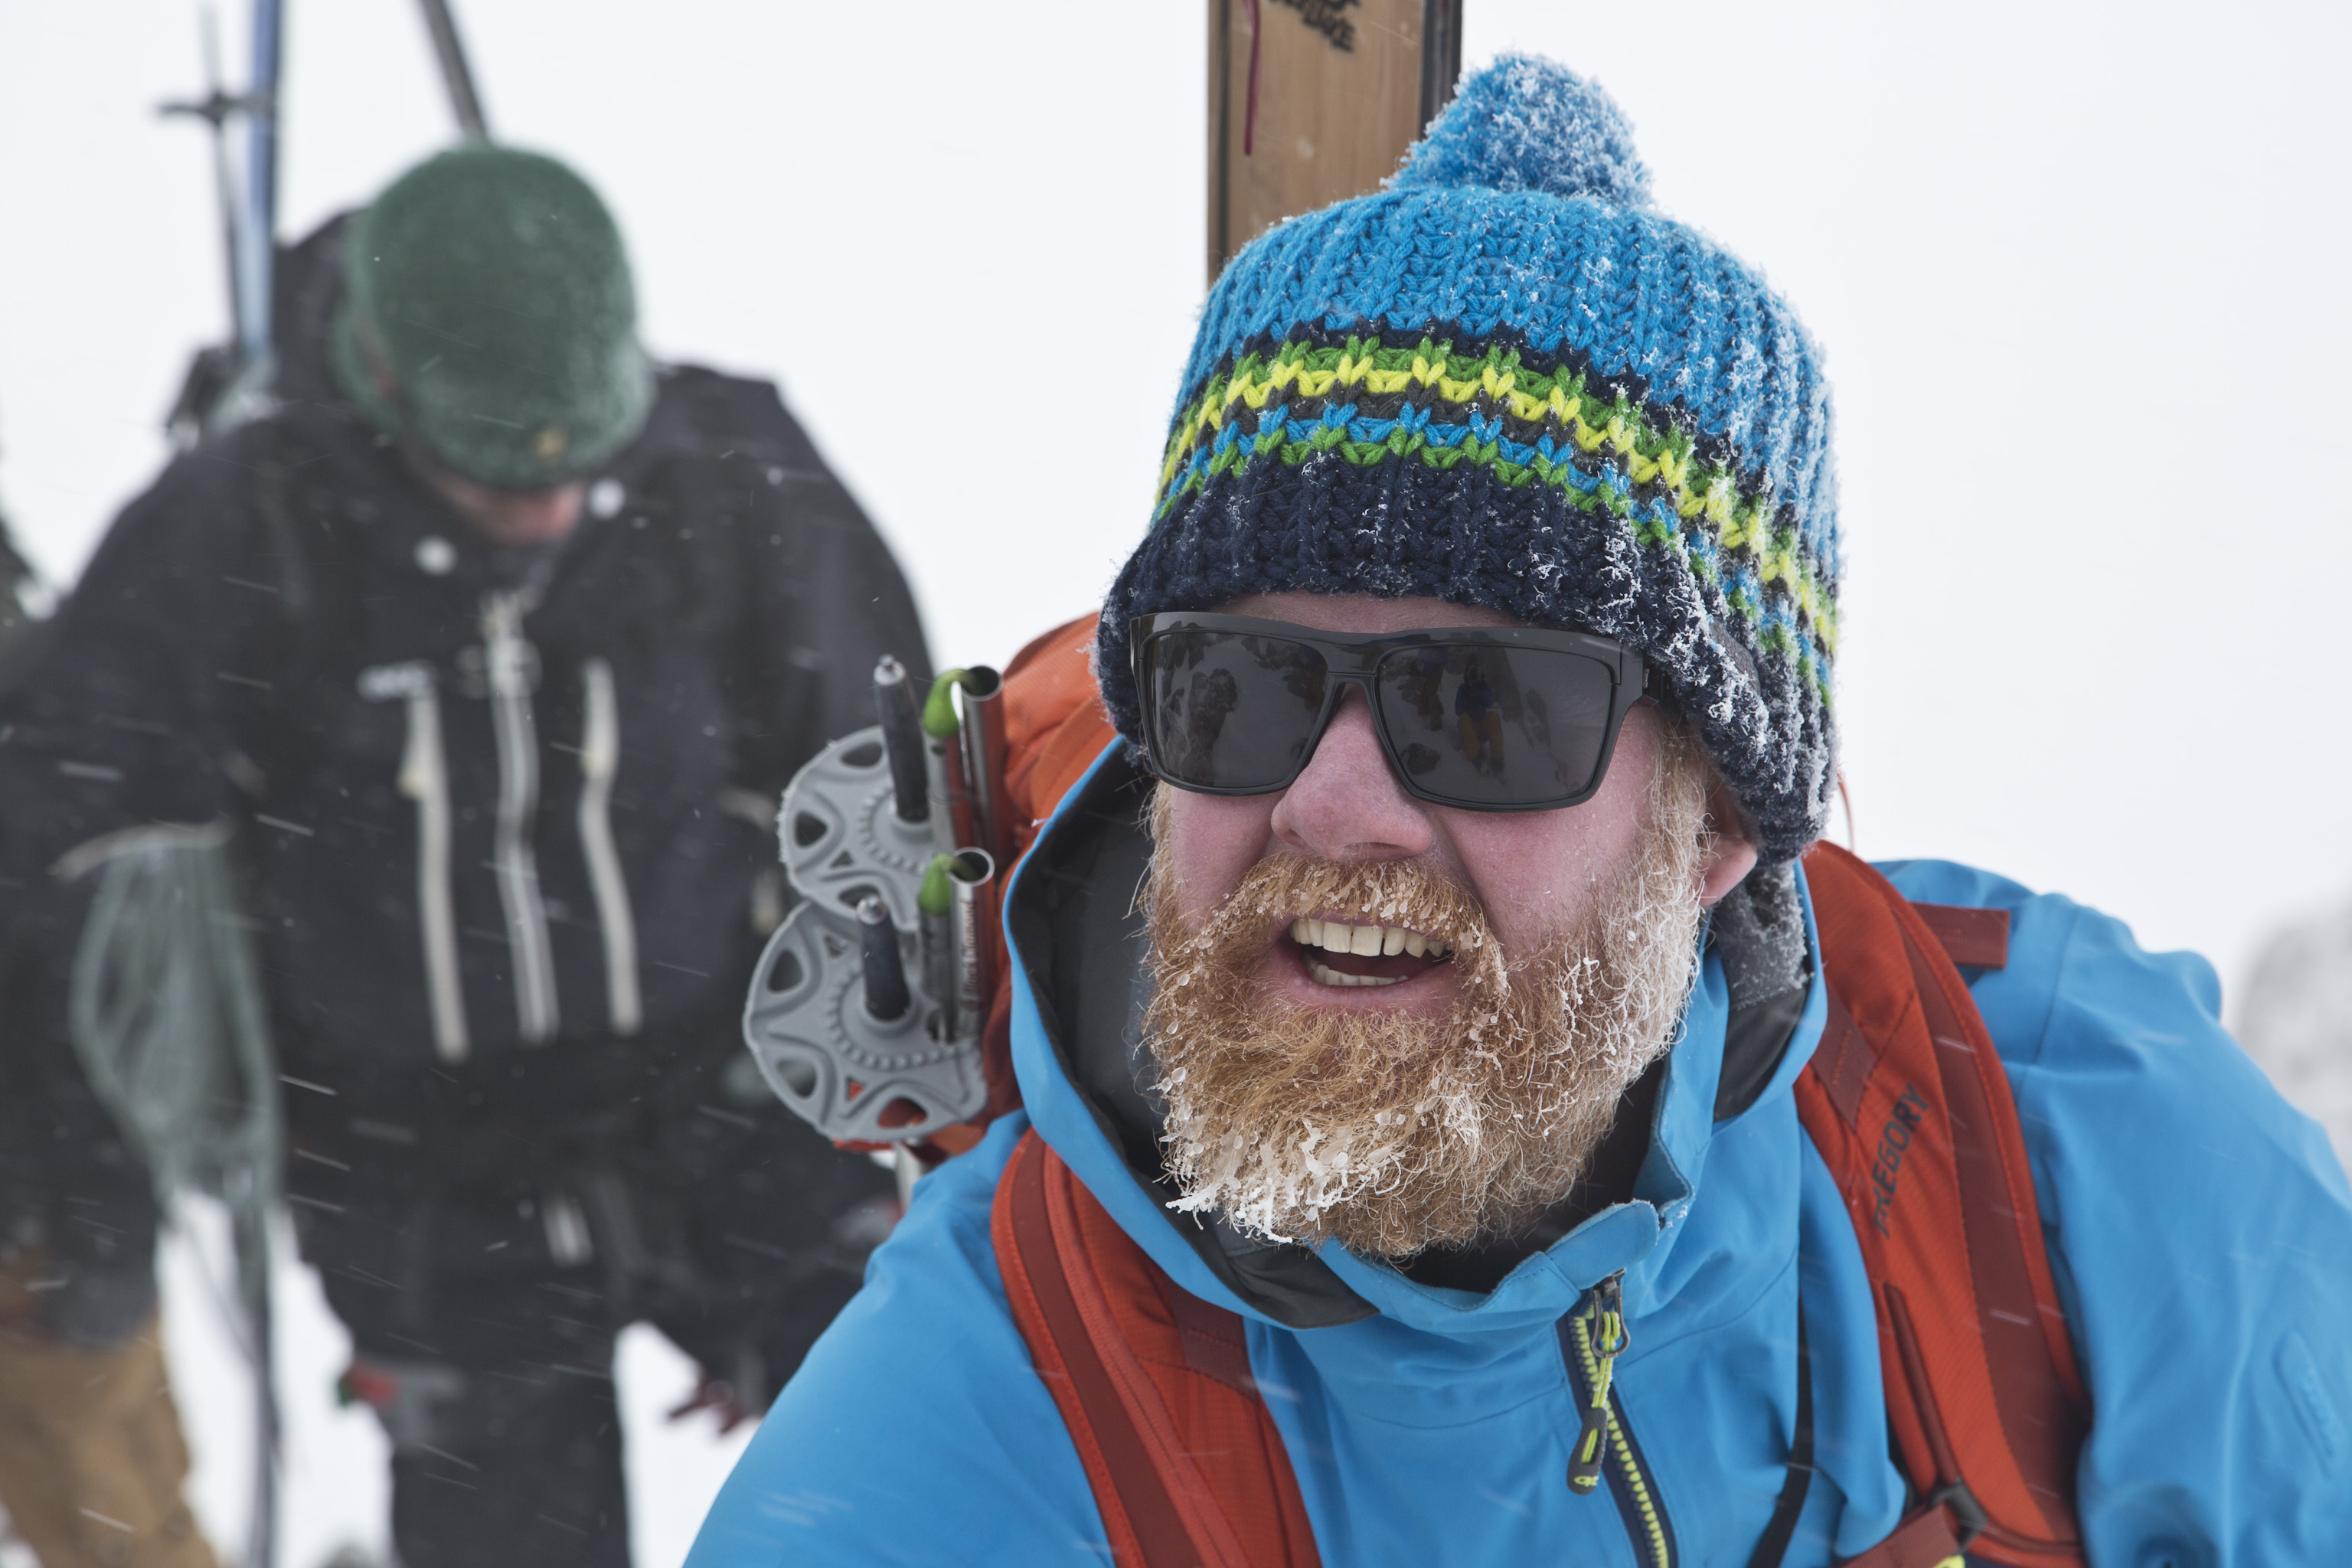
{"left": 331, "top": 145, "right": 654, "bottom": 490}
{"left": 1098, "top": 54, "right": 1841, "bottom": 862}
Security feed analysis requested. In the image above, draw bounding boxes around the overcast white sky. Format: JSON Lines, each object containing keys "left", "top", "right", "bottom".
{"left": 2, "top": 5, "right": 2348, "bottom": 1562}
{"left": 8, "top": 0, "right": 2347, "bottom": 993}
{"left": 5, "top": 2, "right": 2349, "bottom": 991}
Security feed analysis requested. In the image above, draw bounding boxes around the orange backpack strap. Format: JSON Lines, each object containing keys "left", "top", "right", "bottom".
{"left": 992, "top": 1131, "right": 1321, "bottom": 1568}
{"left": 1796, "top": 843, "right": 2089, "bottom": 1568}
{"left": 999, "top": 611, "right": 1122, "bottom": 864}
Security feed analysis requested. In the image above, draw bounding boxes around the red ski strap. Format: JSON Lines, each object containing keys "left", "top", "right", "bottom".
{"left": 1909, "top": 903, "right": 2011, "bottom": 970}
{"left": 992, "top": 1131, "right": 1321, "bottom": 1568}
{"left": 1798, "top": 844, "right": 2088, "bottom": 1568}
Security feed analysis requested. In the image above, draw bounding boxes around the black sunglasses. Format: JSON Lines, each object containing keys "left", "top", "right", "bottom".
{"left": 1129, "top": 612, "right": 1658, "bottom": 812}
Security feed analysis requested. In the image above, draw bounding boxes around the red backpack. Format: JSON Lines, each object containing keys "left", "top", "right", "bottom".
{"left": 966, "top": 616, "right": 2089, "bottom": 1568}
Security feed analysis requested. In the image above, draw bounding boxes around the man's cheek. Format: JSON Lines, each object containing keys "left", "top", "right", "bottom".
{"left": 1165, "top": 793, "right": 1276, "bottom": 925}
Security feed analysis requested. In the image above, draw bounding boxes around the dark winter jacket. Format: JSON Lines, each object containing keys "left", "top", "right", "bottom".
{"left": 0, "top": 368, "right": 927, "bottom": 1313}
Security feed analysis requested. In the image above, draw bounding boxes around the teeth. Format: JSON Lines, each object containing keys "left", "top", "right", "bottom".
{"left": 1287, "top": 917, "right": 1452, "bottom": 962}
{"left": 1298, "top": 921, "right": 1439, "bottom": 959}
{"left": 1306, "top": 959, "right": 1406, "bottom": 988}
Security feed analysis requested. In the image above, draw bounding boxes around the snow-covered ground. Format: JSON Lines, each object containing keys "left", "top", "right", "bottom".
{"left": 157, "top": 1203, "right": 753, "bottom": 1568}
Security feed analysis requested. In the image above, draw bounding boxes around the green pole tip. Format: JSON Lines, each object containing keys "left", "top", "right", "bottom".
{"left": 918, "top": 854, "right": 959, "bottom": 916}
{"left": 922, "top": 670, "right": 968, "bottom": 740}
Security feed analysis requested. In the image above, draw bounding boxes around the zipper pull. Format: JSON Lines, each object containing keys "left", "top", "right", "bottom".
{"left": 1565, "top": 1272, "right": 1629, "bottom": 1495}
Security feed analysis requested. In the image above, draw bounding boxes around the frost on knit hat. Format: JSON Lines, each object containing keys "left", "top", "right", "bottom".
{"left": 1097, "top": 55, "right": 1841, "bottom": 863}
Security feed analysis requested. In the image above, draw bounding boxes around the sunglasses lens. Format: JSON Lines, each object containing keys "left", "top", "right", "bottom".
{"left": 1371, "top": 644, "right": 1619, "bottom": 806}
{"left": 1140, "top": 629, "right": 1329, "bottom": 792}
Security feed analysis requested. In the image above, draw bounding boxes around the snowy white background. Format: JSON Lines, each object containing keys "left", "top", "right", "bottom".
{"left": 2, "top": 3, "right": 2348, "bottom": 1566}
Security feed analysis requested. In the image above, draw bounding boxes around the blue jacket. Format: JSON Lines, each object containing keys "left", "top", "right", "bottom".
{"left": 690, "top": 746, "right": 2352, "bottom": 1566}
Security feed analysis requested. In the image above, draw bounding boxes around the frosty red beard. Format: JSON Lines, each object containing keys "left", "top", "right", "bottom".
{"left": 1140, "top": 729, "right": 1712, "bottom": 1259}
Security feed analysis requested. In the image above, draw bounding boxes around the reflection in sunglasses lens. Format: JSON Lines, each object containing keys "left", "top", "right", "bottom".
{"left": 1144, "top": 630, "right": 1328, "bottom": 790}
{"left": 1371, "top": 645, "right": 1614, "bottom": 805}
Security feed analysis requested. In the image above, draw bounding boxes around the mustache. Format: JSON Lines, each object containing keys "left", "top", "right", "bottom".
{"left": 1160, "top": 848, "right": 1508, "bottom": 984}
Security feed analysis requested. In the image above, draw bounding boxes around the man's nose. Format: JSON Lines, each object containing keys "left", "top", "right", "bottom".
{"left": 1268, "top": 688, "right": 1433, "bottom": 864}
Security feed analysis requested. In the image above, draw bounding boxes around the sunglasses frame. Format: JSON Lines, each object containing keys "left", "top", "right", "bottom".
{"left": 1129, "top": 612, "right": 1659, "bottom": 813}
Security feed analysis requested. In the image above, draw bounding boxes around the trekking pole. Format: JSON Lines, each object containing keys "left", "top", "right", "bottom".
{"left": 916, "top": 848, "right": 995, "bottom": 1040}
{"left": 857, "top": 896, "right": 911, "bottom": 1023}
{"left": 947, "top": 848, "right": 995, "bottom": 1040}
{"left": 919, "top": 856, "right": 959, "bottom": 1039}
{"left": 956, "top": 666, "right": 1012, "bottom": 871}
{"left": 923, "top": 672, "right": 975, "bottom": 858}
{"left": 745, "top": 686, "right": 999, "bottom": 1143}
{"left": 873, "top": 656, "right": 929, "bottom": 825}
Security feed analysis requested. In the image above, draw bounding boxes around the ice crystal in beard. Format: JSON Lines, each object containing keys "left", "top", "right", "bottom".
{"left": 1141, "top": 735, "right": 1710, "bottom": 1259}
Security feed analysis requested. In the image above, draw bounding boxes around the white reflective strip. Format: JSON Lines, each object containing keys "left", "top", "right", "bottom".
{"left": 395, "top": 683, "right": 468, "bottom": 1061}
{"left": 362, "top": 661, "right": 466, "bottom": 1058}
{"left": 482, "top": 593, "right": 558, "bottom": 1043}
{"left": 577, "top": 658, "right": 640, "bottom": 1036}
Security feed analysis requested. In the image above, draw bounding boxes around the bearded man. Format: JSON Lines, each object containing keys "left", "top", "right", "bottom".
{"left": 689, "top": 57, "right": 2352, "bottom": 1568}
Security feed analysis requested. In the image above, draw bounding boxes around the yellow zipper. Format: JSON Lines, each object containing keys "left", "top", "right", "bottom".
{"left": 1564, "top": 1272, "right": 1677, "bottom": 1568}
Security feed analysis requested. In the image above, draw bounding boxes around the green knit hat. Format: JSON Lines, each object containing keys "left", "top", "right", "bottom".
{"left": 330, "top": 144, "right": 654, "bottom": 488}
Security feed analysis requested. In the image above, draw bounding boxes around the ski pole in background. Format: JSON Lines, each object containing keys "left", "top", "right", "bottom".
{"left": 158, "top": 0, "right": 285, "bottom": 447}
{"left": 414, "top": 0, "right": 491, "bottom": 140}
{"left": 239, "top": 0, "right": 283, "bottom": 368}
{"left": 158, "top": 11, "right": 249, "bottom": 361}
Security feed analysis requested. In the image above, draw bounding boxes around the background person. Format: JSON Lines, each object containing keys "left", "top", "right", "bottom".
{"left": 0, "top": 144, "right": 926, "bottom": 1568}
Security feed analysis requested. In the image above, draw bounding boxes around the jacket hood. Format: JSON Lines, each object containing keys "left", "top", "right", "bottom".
{"left": 1002, "top": 740, "right": 1829, "bottom": 1340}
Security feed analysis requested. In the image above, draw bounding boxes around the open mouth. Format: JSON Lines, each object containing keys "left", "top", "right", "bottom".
{"left": 1285, "top": 916, "right": 1456, "bottom": 989}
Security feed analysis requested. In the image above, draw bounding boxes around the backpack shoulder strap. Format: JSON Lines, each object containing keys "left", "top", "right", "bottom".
{"left": 999, "top": 610, "right": 1119, "bottom": 861}
{"left": 1796, "top": 843, "right": 2089, "bottom": 1568}
{"left": 992, "top": 1130, "right": 1320, "bottom": 1568}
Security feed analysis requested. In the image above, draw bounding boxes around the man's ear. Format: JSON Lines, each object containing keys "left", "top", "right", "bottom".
{"left": 1697, "top": 776, "right": 1759, "bottom": 908}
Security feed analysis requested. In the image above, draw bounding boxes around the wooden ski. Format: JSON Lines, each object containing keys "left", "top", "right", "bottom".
{"left": 1206, "top": 0, "right": 1464, "bottom": 283}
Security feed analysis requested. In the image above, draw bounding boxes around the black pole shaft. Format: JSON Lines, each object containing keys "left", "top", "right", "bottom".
{"left": 415, "top": 0, "right": 490, "bottom": 139}
{"left": 858, "top": 897, "right": 910, "bottom": 1022}
{"left": 874, "top": 656, "right": 930, "bottom": 824}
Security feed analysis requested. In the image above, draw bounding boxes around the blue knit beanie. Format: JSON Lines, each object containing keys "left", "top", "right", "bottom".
{"left": 1097, "top": 55, "right": 1840, "bottom": 862}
